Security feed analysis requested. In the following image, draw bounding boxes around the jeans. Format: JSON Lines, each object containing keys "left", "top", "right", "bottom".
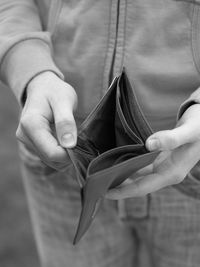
{"left": 19, "top": 141, "right": 200, "bottom": 267}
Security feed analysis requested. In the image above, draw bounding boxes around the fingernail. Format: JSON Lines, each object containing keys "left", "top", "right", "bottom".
{"left": 61, "top": 133, "right": 75, "bottom": 147}
{"left": 147, "top": 139, "right": 160, "bottom": 151}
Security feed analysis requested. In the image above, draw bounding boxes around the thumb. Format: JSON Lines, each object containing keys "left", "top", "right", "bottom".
{"left": 146, "top": 124, "right": 197, "bottom": 151}
{"left": 55, "top": 113, "right": 77, "bottom": 148}
{"left": 53, "top": 100, "right": 77, "bottom": 149}
{"left": 146, "top": 104, "right": 200, "bottom": 151}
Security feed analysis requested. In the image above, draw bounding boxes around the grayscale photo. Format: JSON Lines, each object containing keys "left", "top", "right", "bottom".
{"left": 0, "top": 0, "right": 200, "bottom": 266}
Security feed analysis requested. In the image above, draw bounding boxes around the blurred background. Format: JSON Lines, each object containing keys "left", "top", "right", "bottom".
{"left": 0, "top": 82, "right": 39, "bottom": 267}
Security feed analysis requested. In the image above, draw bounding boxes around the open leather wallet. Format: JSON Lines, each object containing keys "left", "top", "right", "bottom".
{"left": 67, "top": 68, "right": 159, "bottom": 245}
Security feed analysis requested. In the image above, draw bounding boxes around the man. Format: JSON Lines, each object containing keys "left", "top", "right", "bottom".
{"left": 1, "top": 0, "right": 200, "bottom": 266}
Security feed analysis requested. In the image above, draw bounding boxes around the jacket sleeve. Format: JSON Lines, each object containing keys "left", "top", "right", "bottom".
{"left": 177, "top": 88, "right": 200, "bottom": 120}
{"left": 0, "top": 0, "right": 64, "bottom": 104}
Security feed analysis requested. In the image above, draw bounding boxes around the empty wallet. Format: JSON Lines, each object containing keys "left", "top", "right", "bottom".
{"left": 67, "top": 67, "right": 159, "bottom": 245}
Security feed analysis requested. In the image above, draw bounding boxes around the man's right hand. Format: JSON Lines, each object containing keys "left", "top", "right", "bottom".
{"left": 16, "top": 71, "right": 78, "bottom": 171}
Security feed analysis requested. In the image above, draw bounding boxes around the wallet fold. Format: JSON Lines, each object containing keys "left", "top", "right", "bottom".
{"left": 67, "top": 67, "right": 159, "bottom": 244}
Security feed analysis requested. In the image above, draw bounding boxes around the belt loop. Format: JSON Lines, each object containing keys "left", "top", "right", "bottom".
{"left": 146, "top": 193, "right": 151, "bottom": 219}
{"left": 116, "top": 194, "right": 151, "bottom": 220}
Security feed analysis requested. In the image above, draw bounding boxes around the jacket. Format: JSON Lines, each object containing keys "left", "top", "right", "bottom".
{"left": 0, "top": 0, "right": 200, "bottom": 131}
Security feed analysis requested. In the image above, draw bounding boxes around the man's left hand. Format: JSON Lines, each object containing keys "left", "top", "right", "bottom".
{"left": 106, "top": 104, "right": 200, "bottom": 199}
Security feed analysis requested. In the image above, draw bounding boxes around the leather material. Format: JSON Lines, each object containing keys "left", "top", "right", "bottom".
{"left": 67, "top": 68, "right": 159, "bottom": 244}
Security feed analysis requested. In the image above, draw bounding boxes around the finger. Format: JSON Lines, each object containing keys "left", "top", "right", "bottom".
{"left": 18, "top": 114, "right": 71, "bottom": 170}
{"left": 20, "top": 114, "right": 69, "bottom": 163}
{"left": 129, "top": 163, "right": 153, "bottom": 180}
{"left": 106, "top": 173, "right": 168, "bottom": 199}
{"left": 106, "top": 153, "right": 179, "bottom": 199}
{"left": 40, "top": 157, "right": 71, "bottom": 172}
{"left": 16, "top": 124, "right": 39, "bottom": 154}
{"left": 127, "top": 152, "right": 169, "bottom": 182}
{"left": 17, "top": 125, "right": 69, "bottom": 171}
{"left": 106, "top": 141, "right": 200, "bottom": 199}
{"left": 51, "top": 94, "right": 77, "bottom": 148}
{"left": 146, "top": 105, "right": 200, "bottom": 151}
{"left": 116, "top": 164, "right": 153, "bottom": 191}
{"left": 146, "top": 125, "right": 199, "bottom": 151}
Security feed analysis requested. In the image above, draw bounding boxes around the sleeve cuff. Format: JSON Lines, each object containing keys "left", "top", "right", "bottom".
{"left": 0, "top": 38, "right": 64, "bottom": 104}
{"left": 177, "top": 87, "right": 200, "bottom": 121}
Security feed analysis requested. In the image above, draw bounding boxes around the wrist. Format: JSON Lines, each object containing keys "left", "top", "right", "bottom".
{"left": 22, "top": 71, "right": 61, "bottom": 104}
{"left": 28, "top": 71, "right": 60, "bottom": 90}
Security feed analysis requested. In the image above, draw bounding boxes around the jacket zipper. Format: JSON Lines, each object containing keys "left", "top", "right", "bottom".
{"left": 108, "top": 0, "right": 121, "bottom": 85}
